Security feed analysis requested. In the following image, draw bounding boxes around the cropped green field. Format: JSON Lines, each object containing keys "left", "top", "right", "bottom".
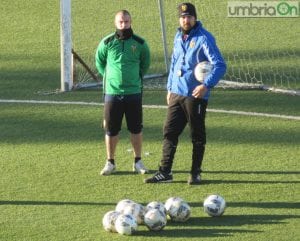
{"left": 1, "top": 0, "right": 300, "bottom": 241}
{"left": 1, "top": 99, "right": 299, "bottom": 241}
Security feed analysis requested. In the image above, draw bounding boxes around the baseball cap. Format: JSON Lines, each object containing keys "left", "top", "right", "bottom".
{"left": 178, "top": 2, "right": 197, "bottom": 18}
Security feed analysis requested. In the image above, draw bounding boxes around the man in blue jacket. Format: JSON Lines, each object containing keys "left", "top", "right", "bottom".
{"left": 145, "top": 2, "right": 226, "bottom": 184}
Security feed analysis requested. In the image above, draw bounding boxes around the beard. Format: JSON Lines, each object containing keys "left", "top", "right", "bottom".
{"left": 180, "top": 20, "right": 197, "bottom": 34}
{"left": 182, "top": 23, "right": 193, "bottom": 31}
{"left": 181, "top": 23, "right": 194, "bottom": 34}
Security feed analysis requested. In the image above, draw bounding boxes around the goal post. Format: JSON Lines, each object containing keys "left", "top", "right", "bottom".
{"left": 158, "top": 0, "right": 170, "bottom": 74}
{"left": 60, "top": 0, "right": 73, "bottom": 91}
{"left": 60, "top": 0, "right": 171, "bottom": 91}
{"left": 61, "top": 0, "right": 300, "bottom": 94}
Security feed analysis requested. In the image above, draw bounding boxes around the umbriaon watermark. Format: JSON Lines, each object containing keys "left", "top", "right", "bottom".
{"left": 228, "top": 1, "right": 300, "bottom": 17}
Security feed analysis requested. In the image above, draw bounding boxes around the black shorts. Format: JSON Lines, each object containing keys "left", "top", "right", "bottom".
{"left": 103, "top": 94, "right": 143, "bottom": 136}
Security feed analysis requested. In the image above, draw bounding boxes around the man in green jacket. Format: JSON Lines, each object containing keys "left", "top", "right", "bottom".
{"left": 95, "top": 10, "right": 150, "bottom": 175}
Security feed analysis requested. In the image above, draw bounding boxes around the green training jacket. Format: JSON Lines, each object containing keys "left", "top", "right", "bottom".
{"left": 95, "top": 32, "right": 150, "bottom": 95}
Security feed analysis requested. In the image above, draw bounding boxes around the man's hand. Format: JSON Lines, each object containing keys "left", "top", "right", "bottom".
{"left": 192, "top": 85, "right": 208, "bottom": 99}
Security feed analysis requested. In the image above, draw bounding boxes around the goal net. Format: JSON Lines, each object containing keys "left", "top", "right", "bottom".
{"left": 68, "top": 0, "right": 300, "bottom": 94}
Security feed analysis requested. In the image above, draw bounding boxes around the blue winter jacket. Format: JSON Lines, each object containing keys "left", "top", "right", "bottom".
{"left": 167, "top": 21, "right": 226, "bottom": 100}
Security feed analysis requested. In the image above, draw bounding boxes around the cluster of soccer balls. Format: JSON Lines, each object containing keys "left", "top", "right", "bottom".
{"left": 102, "top": 194, "right": 226, "bottom": 235}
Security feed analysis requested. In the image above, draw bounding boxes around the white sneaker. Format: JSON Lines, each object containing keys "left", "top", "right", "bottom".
{"left": 133, "top": 160, "right": 148, "bottom": 174}
{"left": 100, "top": 162, "right": 116, "bottom": 175}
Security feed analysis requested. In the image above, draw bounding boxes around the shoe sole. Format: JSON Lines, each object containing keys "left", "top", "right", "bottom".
{"left": 133, "top": 167, "right": 149, "bottom": 174}
{"left": 100, "top": 168, "right": 116, "bottom": 175}
{"left": 144, "top": 179, "right": 173, "bottom": 183}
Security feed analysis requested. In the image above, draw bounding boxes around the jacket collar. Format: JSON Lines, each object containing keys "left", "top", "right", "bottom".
{"left": 115, "top": 27, "right": 133, "bottom": 40}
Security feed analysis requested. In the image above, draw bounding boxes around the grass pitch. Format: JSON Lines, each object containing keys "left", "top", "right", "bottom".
{"left": 1, "top": 101, "right": 299, "bottom": 241}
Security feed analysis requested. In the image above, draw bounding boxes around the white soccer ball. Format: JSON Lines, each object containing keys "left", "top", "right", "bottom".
{"left": 203, "top": 194, "right": 226, "bottom": 217}
{"left": 115, "top": 199, "right": 135, "bottom": 213}
{"left": 115, "top": 213, "right": 138, "bottom": 235}
{"left": 122, "top": 202, "right": 145, "bottom": 225}
{"left": 194, "top": 61, "right": 212, "bottom": 83}
{"left": 146, "top": 201, "right": 166, "bottom": 215}
{"left": 144, "top": 208, "right": 167, "bottom": 231}
{"left": 165, "top": 197, "right": 191, "bottom": 222}
{"left": 102, "top": 210, "right": 120, "bottom": 232}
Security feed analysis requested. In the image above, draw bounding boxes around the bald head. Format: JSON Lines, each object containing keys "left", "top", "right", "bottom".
{"left": 115, "top": 10, "right": 131, "bottom": 30}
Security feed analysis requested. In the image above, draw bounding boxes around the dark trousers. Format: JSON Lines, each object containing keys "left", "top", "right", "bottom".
{"left": 160, "top": 93, "right": 208, "bottom": 175}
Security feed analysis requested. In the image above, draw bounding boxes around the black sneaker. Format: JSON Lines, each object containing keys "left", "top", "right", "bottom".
{"left": 144, "top": 171, "right": 173, "bottom": 183}
{"left": 188, "top": 174, "right": 201, "bottom": 185}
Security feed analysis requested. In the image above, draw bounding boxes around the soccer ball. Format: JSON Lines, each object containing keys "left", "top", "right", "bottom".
{"left": 115, "top": 199, "right": 135, "bottom": 213}
{"left": 194, "top": 61, "right": 212, "bottom": 83}
{"left": 115, "top": 213, "right": 138, "bottom": 235}
{"left": 165, "top": 197, "right": 191, "bottom": 222}
{"left": 144, "top": 208, "right": 167, "bottom": 231}
{"left": 203, "top": 194, "right": 226, "bottom": 217}
{"left": 122, "top": 202, "right": 145, "bottom": 225}
{"left": 146, "top": 201, "right": 166, "bottom": 215}
{"left": 102, "top": 210, "right": 120, "bottom": 232}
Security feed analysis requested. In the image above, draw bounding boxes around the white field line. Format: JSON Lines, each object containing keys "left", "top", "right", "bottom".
{"left": 0, "top": 99, "right": 299, "bottom": 121}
